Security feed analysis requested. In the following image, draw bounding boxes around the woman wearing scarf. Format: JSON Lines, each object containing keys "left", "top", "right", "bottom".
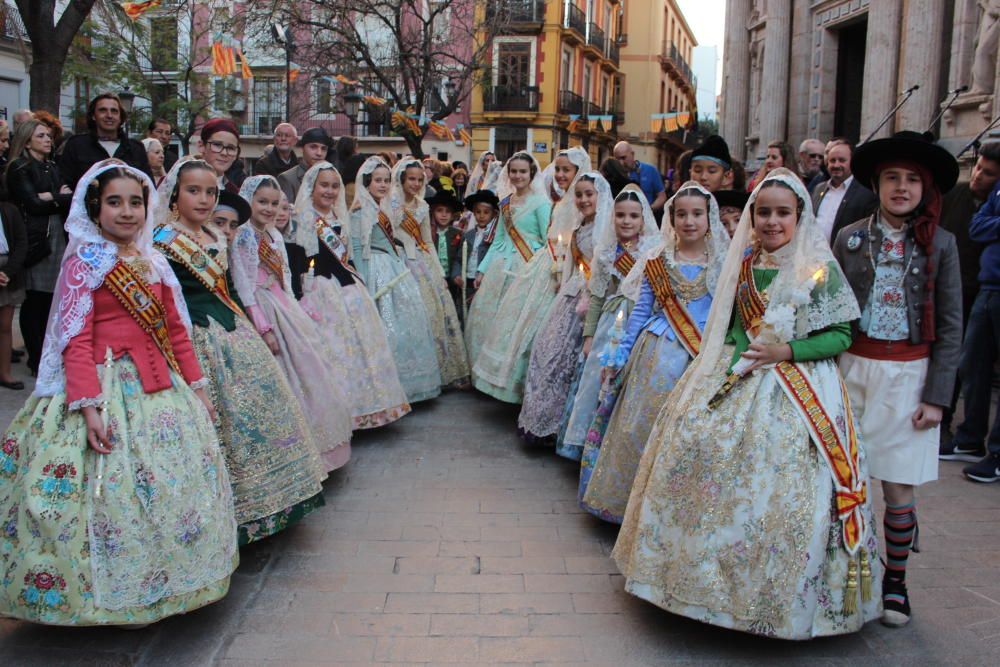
{"left": 0, "top": 160, "right": 237, "bottom": 625}
{"left": 612, "top": 168, "right": 881, "bottom": 639}
{"left": 230, "top": 175, "right": 352, "bottom": 472}
{"left": 833, "top": 131, "right": 962, "bottom": 628}
{"left": 473, "top": 147, "right": 590, "bottom": 403}
{"left": 293, "top": 161, "right": 410, "bottom": 428}
{"left": 467, "top": 150, "right": 496, "bottom": 193}
{"left": 349, "top": 157, "right": 442, "bottom": 403}
{"left": 383, "top": 157, "right": 469, "bottom": 388}
{"left": 153, "top": 158, "right": 326, "bottom": 545}
{"left": 580, "top": 182, "right": 729, "bottom": 521}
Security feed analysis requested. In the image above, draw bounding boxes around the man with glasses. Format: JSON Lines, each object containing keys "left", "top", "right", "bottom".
{"left": 146, "top": 118, "right": 178, "bottom": 171}
{"left": 612, "top": 141, "right": 666, "bottom": 214}
{"left": 810, "top": 137, "right": 877, "bottom": 243}
{"left": 254, "top": 123, "right": 300, "bottom": 178}
{"left": 278, "top": 127, "right": 334, "bottom": 201}
{"left": 798, "top": 138, "right": 826, "bottom": 191}
{"left": 58, "top": 93, "right": 151, "bottom": 190}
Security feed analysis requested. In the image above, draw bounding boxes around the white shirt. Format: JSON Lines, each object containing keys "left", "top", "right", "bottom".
{"left": 98, "top": 140, "right": 120, "bottom": 157}
{"left": 816, "top": 175, "right": 853, "bottom": 241}
{"left": 468, "top": 226, "right": 488, "bottom": 278}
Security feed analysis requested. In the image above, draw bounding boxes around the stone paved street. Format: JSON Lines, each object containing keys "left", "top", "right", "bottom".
{"left": 2, "top": 359, "right": 1000, "bottom": 665}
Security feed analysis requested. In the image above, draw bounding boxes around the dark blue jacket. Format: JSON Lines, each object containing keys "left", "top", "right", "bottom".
{"left": 969, "top": 180, "right": 1000, "bottom": 291}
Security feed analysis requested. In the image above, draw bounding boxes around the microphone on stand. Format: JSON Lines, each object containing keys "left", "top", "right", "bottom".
{"left": 927, "top": 85, "right": 971, "bottom": 134}
{"left": 860, "top": 85, "right": 921, "bottom": 145}
{"left": 958, "top": 113, "right": 1000, "bottom": 158}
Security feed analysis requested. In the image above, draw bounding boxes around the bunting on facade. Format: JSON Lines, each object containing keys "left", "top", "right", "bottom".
{"left": 566, "top": 115, "right": 582, "bottom": 133}
{"left": 212, "top": 42, "right": 236, "bottom": 76}
{"left": 122, "top": 1, "right": 161, "bottom": 20}
{"left": 650, "top": 111, "right": 694, "bottom": 134}
{"left": 236, "top": 48, "right": 253, "bottom": 79}
{"left": 334, "top": 74, "right": 361, "bottom": 86}
{"left": 456, "top": 125, "right": 472, "bottom": 145}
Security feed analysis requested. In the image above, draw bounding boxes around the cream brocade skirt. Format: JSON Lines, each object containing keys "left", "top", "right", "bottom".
{"left": 612, "top": 350, "right": 882, "bottom": 639}
{"left": 406, "top": 250, "right": 469, "bottom": 386}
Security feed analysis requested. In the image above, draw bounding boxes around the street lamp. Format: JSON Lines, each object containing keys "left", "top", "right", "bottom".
{"left": 271, "top": 24, "right": 295, "bottom": 122}
{"left": 118, "top": 85, "right": 135, "bottom": 114}
{"left": 444, "top": 78, "right": 457, "bottom": 106}
{"left": 343, "top": 85, "right": 362, "bottom": 136}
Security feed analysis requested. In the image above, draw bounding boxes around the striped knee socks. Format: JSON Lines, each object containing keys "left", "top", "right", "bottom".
{"left": 884, "top": 502, "right": 916, "bottom": 595}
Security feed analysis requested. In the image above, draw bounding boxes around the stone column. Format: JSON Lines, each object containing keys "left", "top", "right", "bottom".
{"left": 860, "top": 0, "right": 903, "bottom": 140}
{"left": 758, "top": 0, "right": 792, "bottom": 144}
{"left": 898, "top": 0, "right": 947, "bottom": 131}
{"left": 720, "top": 0, "right": 752, "bottom": 161}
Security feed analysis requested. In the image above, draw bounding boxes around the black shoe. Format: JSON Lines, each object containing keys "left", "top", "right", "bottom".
{"left": 940, "top": 438, "right": 986, "bottom": 463}
{"left": 881, "top": 578, "right": 911, "bottom": 628}
{"left": 10, "top": 350, "right": 23, "bottom": 362}
{"left": 0, "top": 380, "right": 23, "bottom": 390}
{"left": 963, "top": 453, "right": 1000, "bottom": 483}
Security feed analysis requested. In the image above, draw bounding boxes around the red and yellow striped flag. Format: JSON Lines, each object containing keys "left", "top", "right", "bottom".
{"left": 236, "top": 48, "right": 253, "bottom": 79}
{"left": 122, "top": 1, "right": 161, "bottom": 20}
{"left": 459, "top": 128, "right": 471, "bottom": 144}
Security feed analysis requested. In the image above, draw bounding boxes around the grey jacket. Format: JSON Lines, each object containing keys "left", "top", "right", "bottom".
{"left": 832, "top": 214, "right": 963, "bottom": 406}
{"left": 278, "top": 163, "right": 307, "bottom": 202}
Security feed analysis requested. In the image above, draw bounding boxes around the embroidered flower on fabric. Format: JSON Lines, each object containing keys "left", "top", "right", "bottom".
{"left": 31, "top": 459, "right": 80, "bottom": 503}
{"left": 0, "top": 437, "right": 19, "bottom": 478}
{"left": 19, "top": 567, "right": 69, "bottom": 612}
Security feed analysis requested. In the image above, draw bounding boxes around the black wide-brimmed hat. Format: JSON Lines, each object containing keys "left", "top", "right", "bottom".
{"left": 463, "top": 189, "right": 500, "bottom": 210}
{"left": 425, "top": 189, "right": 463, "bottom": 211}
{"left": 215, "top": 190, "right": 252, "bottom": 224}
{"left": 713, "top": 189, "right": 750, "bottom": 211}
{"left": 690, "top": 135, "right": 733, "bottom": 169}
{"left": 297, "top": 127, "right": 334, "bottom": 148}
{"left": 852, "top": 130, "right": 959, "bottom": 193}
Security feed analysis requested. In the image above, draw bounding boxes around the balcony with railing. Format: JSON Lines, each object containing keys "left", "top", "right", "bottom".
{"left": 586, "top": 22, "right": 605, "bottom": 53}
{"left": 605, "top": 37, "right": 620, "bottom": 66}
{"left": 610, "top": 96, "right": 625, "bottom": 123}
{"left": 660, "top": 41, "right": 696, "bottom": 93}
{"left": 562, "top": 3, "right": 587, "bottom": 40}
{"left": 558, "top": 90, "right": 584, "bottom": 116}
{"left": 1, "top": 2, "right": 28, "bottom": 42}
{"left": 585, "top": 101, "right": 605, "bottom": 119}
{"left": 483, "top": 85, "right": 539, "bottom": 112}
{"left": 486, "top": 0, "right": 546, "bottom": 32}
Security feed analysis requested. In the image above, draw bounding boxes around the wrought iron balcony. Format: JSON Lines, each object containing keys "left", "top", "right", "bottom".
{"left": 586, "top": 22, "right": 605, "bottom": 51}
{"left": 486, "top": 0, "right": 546, "bottom": 30}
{"left": 585, "top": 101, "right": 605, "bottom": 119}
{"left": 660, "top": 40, "right": 695, "bottom": 91}
{"left": 562, "top": 3, "right": 586, "bottom": 38}
{"left": 558, "top": 90, "right": 584, "bottom": 116}
{"left": 483, "top": 85, "right": 539, "bottom": 112}
{"left": 605, "top": 37, "right": 619, "bottom": 65}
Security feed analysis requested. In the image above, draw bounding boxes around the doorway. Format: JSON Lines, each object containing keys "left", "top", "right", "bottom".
{"left": 833, "top": 19, "right": 867, "bottom": 142}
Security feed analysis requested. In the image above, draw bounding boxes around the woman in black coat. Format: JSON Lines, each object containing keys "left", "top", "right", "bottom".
{"left": 0, "top": 202, "right": 27, "bottom": 388}
{"left": 4, "top": 119, "right": 72, "bottom": 376}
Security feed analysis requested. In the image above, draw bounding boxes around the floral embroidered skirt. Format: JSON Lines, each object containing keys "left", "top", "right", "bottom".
{"left": 518, "top": 291, "right": 584, "bottom": 440}
{"left": 191, "top": 317, "right": 327, "bottom": 544}
{"left": 582, "top": 329, "right": 692, "bottom": 522}
{"left": 0, "top": 354, "right": 237, "bottom": 625}
{"left": 465, "top": 251, "right": 526, "bottom": 367}
{"left": 407, "top": 252, "right": 469, "bottom": 387}
{"left": 302, "top": 277, "right": 411, "bottom": 428}
{"left": 473, "top": 250, "right": 556, "bottom": 404}
{"left": 366, "top": 252, "right": 441, "bottom": 403}
{"left": 612, "top": 352, "right": 882, "bottom": 639}
{"left": 254, "top": 283, "right": 352, "bottom": 472}
{"left": 558, "top": 297, "right": 631, "bottom": 459}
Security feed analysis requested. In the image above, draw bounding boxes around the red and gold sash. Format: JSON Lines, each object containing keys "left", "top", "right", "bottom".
{"left": 613, "top": 248, "right": 635, "bottom": 277}
{"left": 257, "top": 233, "right": 285, "bottom": 288}
{"left": 377, "top": 210, "right": 398, "bottom": 254}
{"left": 644, "top": 256, "right": 702, "bottom": 358}
{"left": 153, "top": 225, "right": 244, "bottom": 318}
{"left": 498, "top": 195, "right": 533, "bottom": 262}
{"left": 400, "top": 210, "right": 430, "bottom": 253}
{"left": 734, "top": 248, "right": 866, "bottom": 555}
{"left": 103, "top": 259, "right": 182, "bottom": 375}
{"left": 570, "top": 232, "right": 591, "bottom": 280}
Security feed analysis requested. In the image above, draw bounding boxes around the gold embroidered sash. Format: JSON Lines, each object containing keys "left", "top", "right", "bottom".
{"left": 570, "top": 232, "right": 591, "bottom": 280}
{"left": 103, "top": 259, "right": 182, "bottom": 375}
{"left": 257, "top": 233, "right": 285, "bottom": 288}
{"left": 498, "top": 196, "right": 533, "bottom": 262}
{"left": 377, "top": 210, "right": 399, "bottom": 254}
{"left": 153, "top": 225, "right": 244, "bottom": 318}
{"left": 734, "top": 248, "right": 866, "bottom": 555}
{"left": 613, "top": 249, "right": 635, "bottom": 277}
{"left": 401, "top": 210, "right": 430, "bottom": 253}
{"left": 644, "top": 256, "right": 701, "bottom": 358}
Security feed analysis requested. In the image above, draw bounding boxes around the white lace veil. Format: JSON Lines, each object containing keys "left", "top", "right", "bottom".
{"left": 557, "top": 171, "right": 612, "bottom": 290}
{"left": 469, "top": 150, "right": 496, "bottom": 192}
{"left": 292, "top": 161, "right": 349, "bottom": 257}
{"left": 482, "top": 160, "right": 503, "bottom": 193}
{"left": 154, "top": 157, "right": 225, "bottom": 253}
{"left": 495, "top": 151, "right": 547, "bottom": 202}
{"left": 590, "top": 184, "right": 660, "bottom": 298}
{"left": 546, "top": 147, "right": 594, "bottom": 245}
{"left": 382, "top": 156, "right": 432, "bottom": 260}
{"left": 621, "top": 181, "right": 731, "bottom": 301}
{"left": 351, "top": 155, "right": 392, "bottom": 259}
{"left": 238, "top": 174, "right": 281, "bottom": 207}
{"left": 35, "top": 159, "right": 191, "bottom": 397}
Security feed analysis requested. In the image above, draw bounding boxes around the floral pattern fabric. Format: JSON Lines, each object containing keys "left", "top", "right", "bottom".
{"left": 859, "top": 224, "right": 910, "bottom": 341}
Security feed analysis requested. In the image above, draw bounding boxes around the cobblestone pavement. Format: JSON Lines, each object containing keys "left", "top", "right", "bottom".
{"left": 1, "top": 357, "right": 1000, "bottom": 665}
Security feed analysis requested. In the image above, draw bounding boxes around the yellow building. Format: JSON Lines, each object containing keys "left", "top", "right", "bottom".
{"left": 617, "top": 0, "right": 697, "bottom": 173}
{"left": 471, "top": 1, "right": 624, "bottom": 169}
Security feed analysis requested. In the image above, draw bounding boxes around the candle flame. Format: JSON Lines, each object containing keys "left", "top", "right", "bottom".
{"left": 579, "top": 262, "right": 585, "bottom": 273}
{"left": 616, "top": 309, "right": 624, "bottom": 322}
{"left": 811, "top": 267, "right": 824, "bottom": 282}
{"left": 557, "top": 234, "right": 563, "bottom": 244}
{"left": 309, "top": 259, "right": 315, "bottom": 269}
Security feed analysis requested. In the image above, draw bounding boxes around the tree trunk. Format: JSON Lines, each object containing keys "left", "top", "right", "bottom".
{"left": 404, "top": 132, "right": 425, "bottom": 160}
{"left": 27, "top": 56, "right": 64, "bottom": 114}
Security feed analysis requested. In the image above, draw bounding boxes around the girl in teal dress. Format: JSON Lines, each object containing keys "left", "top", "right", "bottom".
{"left": 580, "top": 182, "right": 729, "bottom": 522}
{"left": 153, "top": 158, "right": 327, "bottom": 545}
{"left": 467, "top": 152, "right": 552, "bottom": 403}
{"left": 0, "top": 161, "right": 237, "bottom": 625}
{"left": 350, "top": 157, "right": 442, "bottom": 403}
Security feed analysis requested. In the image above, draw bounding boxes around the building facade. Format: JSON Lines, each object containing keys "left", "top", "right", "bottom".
{"left": 0, "top": 2, "right": 29, "bottom": 124}
{"left": 615, "top": 0, "right": 698, "bottom": 173}
{"left": 721, "top": 0, "right": 1000, "bottom": 168}
{"left": 470, "top": 0, "right": 624, "bottom": 169}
